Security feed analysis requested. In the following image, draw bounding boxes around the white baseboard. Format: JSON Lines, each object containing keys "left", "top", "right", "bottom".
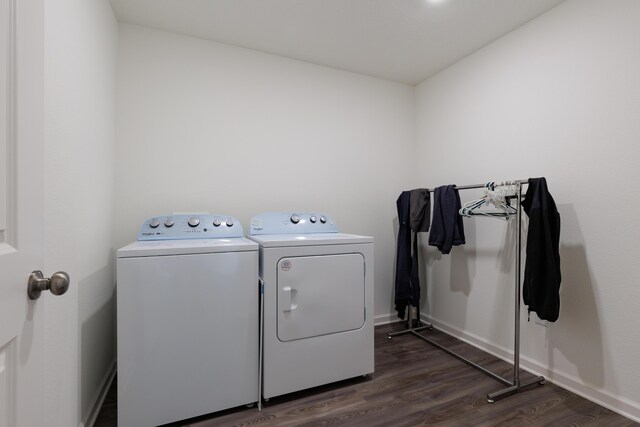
{"left": 374, "top": 312, "right": 404, "bottom": 326}
{"left": 421, "top": 314, "right": 640, "bottom": 423}
{"left": 80, "top": 359, "right": 116, "bottom": 427}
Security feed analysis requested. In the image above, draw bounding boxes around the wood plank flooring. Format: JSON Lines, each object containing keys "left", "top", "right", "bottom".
{"left": 94, "top": 323, "right": 638, "bottom": 426}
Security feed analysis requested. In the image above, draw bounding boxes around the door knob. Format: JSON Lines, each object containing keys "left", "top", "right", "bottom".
{"left": 27, "top": 270, "right": 70, "bottom": 300}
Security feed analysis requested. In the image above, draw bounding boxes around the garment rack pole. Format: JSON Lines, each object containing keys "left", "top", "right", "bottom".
{"left": 387, "top": 179, "right": 545, "bottom": 403}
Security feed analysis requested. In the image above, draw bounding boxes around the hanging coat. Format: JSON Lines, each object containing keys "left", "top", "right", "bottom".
{"left": 522, "top": 177, "right": 562, "bottom": 322}
{"left": 428, "top": 185, "right": 465, "bottom": 254}
{"left": 394, "top": 191, "right": 423, "bottom": 319}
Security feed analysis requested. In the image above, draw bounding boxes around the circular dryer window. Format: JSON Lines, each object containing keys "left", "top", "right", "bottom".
{"left": 280, "top": 260, "right": 292, "bottom": 271}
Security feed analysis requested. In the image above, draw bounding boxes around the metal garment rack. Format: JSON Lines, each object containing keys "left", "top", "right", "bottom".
{"left": 388, "top": 179, "right": 545, "bottom": 403}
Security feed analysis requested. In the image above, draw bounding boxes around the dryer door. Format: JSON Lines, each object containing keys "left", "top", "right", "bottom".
{"left": 277, "top": 253, "right": 365, "bottom": 342}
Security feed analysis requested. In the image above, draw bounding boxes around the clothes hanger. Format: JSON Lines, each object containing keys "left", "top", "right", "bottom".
{"left": 459, "top": 182, "right": 492, "bottom": 217}
{"left": 459, "top": 182, "right": 515, "bottom": 220}
{"left": 490, "top": 184, "right": 517, "bottom": 217}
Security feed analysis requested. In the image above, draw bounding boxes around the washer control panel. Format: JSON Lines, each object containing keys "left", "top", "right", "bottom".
{"left": 137, "top": 214, "right": 243, "bottom": 240}
{"left": 249, "top": 212, "right": 338, "bottom": 235}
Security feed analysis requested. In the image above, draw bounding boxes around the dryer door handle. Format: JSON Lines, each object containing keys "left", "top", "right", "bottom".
{"left": 281, "top": 286, "right": 298, "bottom": 311}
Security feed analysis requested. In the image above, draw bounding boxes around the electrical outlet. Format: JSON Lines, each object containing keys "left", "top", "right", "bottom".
{"left": 534, "top": 315, "right": 548, "bottom": 327}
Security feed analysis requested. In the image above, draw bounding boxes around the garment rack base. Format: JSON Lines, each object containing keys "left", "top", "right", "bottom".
{"left": 388, "top": 320, "right": 545, "bottom": 403}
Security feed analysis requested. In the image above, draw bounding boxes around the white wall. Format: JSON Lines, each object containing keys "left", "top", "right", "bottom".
{"left": 115, "top": 24, "right": 416, "bottom": 320}
{"left": 44, "top": 0, "right": 118, "bottom": 426}
{"left": 415, "top": 0, "right": 640, "bottom": 420}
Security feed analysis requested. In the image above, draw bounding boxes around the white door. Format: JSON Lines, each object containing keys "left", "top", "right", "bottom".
{"left": 0, "top": 0, "right": 47, "bottom": 426}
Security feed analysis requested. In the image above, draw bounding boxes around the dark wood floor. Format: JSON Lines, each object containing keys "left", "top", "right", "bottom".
{"left": 95, "top": 323, "right": 638, "bottom": 426}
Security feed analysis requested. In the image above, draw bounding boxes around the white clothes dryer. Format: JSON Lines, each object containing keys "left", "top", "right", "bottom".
{"left": 247, "top": 212, "right": 374, "bottom": 400}
{"left": 117, "top": 214, "right": 259, "bottom": 427}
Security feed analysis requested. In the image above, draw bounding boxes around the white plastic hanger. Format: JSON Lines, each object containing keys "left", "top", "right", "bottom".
{"left": 459, "top": 182, "right": 516, "bottom": 220}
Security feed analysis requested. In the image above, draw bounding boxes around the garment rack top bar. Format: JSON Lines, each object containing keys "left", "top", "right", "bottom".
{"left": 425, "top": 179, "right": 529, "bottom": 193}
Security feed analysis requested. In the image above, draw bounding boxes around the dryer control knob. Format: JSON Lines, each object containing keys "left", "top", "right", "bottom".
{"left": 188, "top": 217, "right": 200, "bottom": 228}
{"left": 320, "top": 216, "right": 327, "bottom": 224}
{"left": 226, "top": 219, "right": 234, "bottom": 227}
{"left": 164, "top": 219, "right": 174, "bottom": 228}
{"left": 213, "top": 218, "right": 222, "bottom": 227}
{"left": 290, "top": 214, "right": 300, "bottom": 224}
{"left": 310, "top": 216, "right": 317, "bottom": 223}
{"left": 149, "top": 219, "right": 160, "bottom": 228}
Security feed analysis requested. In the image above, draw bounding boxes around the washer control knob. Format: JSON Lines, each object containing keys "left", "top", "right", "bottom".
{"left": 320, "top": 216, "right": 327, "bottom": 224}
{"left": 226, "top": 219, "right": 234, "bottom": 227}
{"left": 310, "top": 216, "right": 318, "bottom": 223}
{"left": 213, "top": 218, "right": 222, "bottom": 227}
{"left": 164, "top": 219, "right": 174, "bottom": 228}
{"left": 149, "top": 219, "right": 160, "bottom": 228}
{"left": 188, "top": 217, "right": 200, "bottom": 228}
{"left": 290, "top": 214, "right": 300, "bottom": 224}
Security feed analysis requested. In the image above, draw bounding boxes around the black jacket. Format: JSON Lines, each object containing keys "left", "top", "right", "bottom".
{"left": 394, "top": 191, "right": 421, "bottom": 319}
{"left": 428, "top": 185, "right": 465, "bottom": 255}
{"left": 522, "top": 177, "right": 561, "bottom": 322}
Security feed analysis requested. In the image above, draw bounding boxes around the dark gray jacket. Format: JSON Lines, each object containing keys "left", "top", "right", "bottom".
{"left": 522, "top": 177, "right": 561, "bottom": 322}
{"left": 428, "top": 185, "right": 465, "bottom": 255}
{"left": 394, "top": 189, "right": 431, "bottom": 319}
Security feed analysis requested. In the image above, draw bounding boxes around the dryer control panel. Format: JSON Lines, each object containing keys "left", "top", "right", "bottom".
{"left": 249, "top": 212, "right": 338, "bottom": 235}
{"left": 138, "top": 214, "right": 243, "bottom": 240}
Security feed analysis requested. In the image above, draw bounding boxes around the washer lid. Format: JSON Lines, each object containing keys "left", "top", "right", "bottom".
{"left": 246, "top": 233, "right": 373, "bottom": 248}
{"left": 117, "top": 237, "right": 258, "bottom": 258}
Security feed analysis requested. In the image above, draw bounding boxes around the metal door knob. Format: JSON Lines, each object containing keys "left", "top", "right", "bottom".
{"left": 27, "top": 270, "right": 70, "bottom": 300}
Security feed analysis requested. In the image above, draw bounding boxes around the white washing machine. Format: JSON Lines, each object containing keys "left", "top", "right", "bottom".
{"left": 247, "top": 212, "right": 374, "bottom": 400}
{"left": 117, "top": 214, "right": 259, "bottom": 427}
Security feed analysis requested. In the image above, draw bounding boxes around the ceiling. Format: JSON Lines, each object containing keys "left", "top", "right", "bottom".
{"left": 109, "top": 0, "right": 565, "bottom": 85}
